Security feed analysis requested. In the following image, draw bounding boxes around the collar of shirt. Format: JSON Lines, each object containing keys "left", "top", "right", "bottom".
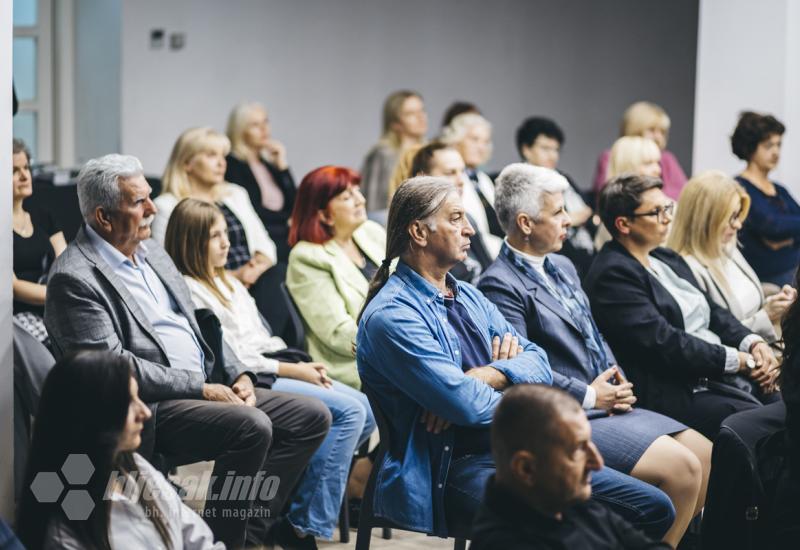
{"left": 504, "top": 238, "right": 546, "bottom": 270}
{"left": 394, "top": 260, "right": 460, "bottom": 304}
{"left": 85, "top": 224, "right": 149, "bottom": 269}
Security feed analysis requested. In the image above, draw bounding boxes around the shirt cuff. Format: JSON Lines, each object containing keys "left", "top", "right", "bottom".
{"left": 739, "top": 334, "right": 765, "bottom": 353}
{"left": 723, "top": 346, "right": 740, "bottom": 374}
{"left": 582, "top": 385, "right": 597, "bottom": 409}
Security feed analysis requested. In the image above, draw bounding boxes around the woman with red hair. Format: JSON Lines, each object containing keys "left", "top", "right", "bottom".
{"left": 287, "top": 166, "right": 386, "bottom": 388}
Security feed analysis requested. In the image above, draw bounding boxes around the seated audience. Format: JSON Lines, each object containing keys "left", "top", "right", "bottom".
{"left": 17, "top": 351, "right": 224, "bottom": 550}
{"left": 480, "top": 163, "right": 710, "bottom": 547}
{"left": 669, "top": 170, "right": 796, "bottom": 343}
{"left": 516, "top": 116, "right": 597, "bottom": 277}
{"left": 286, "top": 166, "right": 386, "bottom": 389}
{"left": 153, "top": 127, "right": 283, "bottom": 325}
{"left": 440, "top": 113, "right": 504, "bottom": 255}
{"left": 361, "top": 90, "right": 428, "bottom": 211}
{"left": 593, "top": 136, "right": 663, "bottom": 250}
{"left": 440, "top": 100, "right": 481, "bottom": 129}
{"left": 356, "top": 176, "right": 676, "bottom": 539}
{"left": 592, "top": 101, "right": 687, "bottom": 199}
{"left": 165, "top": 197, "right": 375, "bottom": 547}
{"left": 225, "top": 101, "right": 297, "bottom": 263}
{"left": 386, "top": 143, "right": 424, "bottom": 204}
{"left": 43, "top": 154, "right": 330, "bottom": 548}
{"left": 12, "top": 138, "right": 67, "bottom": 345}
{"left": 471, "top": 385, "right": 671, "bottom": 550}
{"left": 731, "top": 111, "right": 800, "bottom": 287}
{"left": 584, "top": 174, "right": 780, "bottom": 439}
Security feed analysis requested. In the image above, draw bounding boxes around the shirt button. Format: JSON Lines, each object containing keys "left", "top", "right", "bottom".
{"left": 454, "top": 350, "right": 460, "bottom": 355}
{"left": 444, "top": 446, "right": 450, "bottom": 451}
{"left": 438, "top": 292, "right": 443, "bottom": 298}
{"left": 438, "top": 483, "right": 443, "bottom": 489}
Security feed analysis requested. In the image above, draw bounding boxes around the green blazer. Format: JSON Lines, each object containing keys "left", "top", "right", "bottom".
{"left": 286, "top": 220, "right": 386, "bottom": 388}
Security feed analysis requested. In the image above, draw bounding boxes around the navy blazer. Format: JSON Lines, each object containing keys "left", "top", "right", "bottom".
{"left": 583, "top": 240, "right": 752, "bottom": 420}
{"left": 479, "top": 247, "right": 615, "bottom": 405}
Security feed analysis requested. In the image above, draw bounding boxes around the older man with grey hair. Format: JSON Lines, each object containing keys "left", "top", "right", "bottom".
{"left": 44, "top": 154, "right": 330, "bottom": 549}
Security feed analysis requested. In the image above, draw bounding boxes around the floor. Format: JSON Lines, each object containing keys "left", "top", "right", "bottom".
{"left": 173, "top": 462, "right": 454, "bottom": 549}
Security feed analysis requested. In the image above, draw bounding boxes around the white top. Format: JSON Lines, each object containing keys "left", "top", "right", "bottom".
{"left": 45, "top": 453, "right": 225, "bottom": 550}
{"left": 459, "top": 171, "right": 503, "bottom": 258}
{"left": 185, "top": 275, "right": 287, "bottom": 374}
{"left": 721, "top": 256, "right": 763, "bottom": 320}
{"left": 152, "top": 183, "right": 277, "bottom": 265}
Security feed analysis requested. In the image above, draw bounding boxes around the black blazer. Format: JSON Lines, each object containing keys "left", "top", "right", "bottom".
{"left": 583, "top": 240, "right": 752, "bottom": 420}
{"left": 225, "top": 154, "right": 296, "bottom": 262}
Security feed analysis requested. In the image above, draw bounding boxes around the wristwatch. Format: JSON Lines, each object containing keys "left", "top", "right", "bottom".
{"left": 745, "top": 354, "right": 756, "bottom": 369}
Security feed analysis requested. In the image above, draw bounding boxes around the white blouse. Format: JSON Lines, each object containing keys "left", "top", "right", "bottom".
{"left": 184, "top": 275, "right": 287, "bottom": 374}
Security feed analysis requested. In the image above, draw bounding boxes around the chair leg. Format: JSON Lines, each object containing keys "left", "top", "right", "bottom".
{"left": 453, "top": 537, "right": 467, "bottom": 550}
{"left": 355, "top": 525, "right": 372, "bottom": 550}
{"left": 382, "top": 527, "right": 392, "bottom": 539}
{"left": 339, "top": 493, "right": 350, "bottom": 543}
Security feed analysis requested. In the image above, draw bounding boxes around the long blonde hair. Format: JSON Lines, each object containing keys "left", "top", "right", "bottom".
{"left": 226, "top": 101, "right": 266, "bottom": 161}
{"left": 380, "top": 90, "right": 423, "bottom": 149}
{"left": 621, "top": 101, "right": 671, "bottom": 144}
{"left": 164, "top": 198, "right": 234, "bottom": 308}
{"left": 667, "top": 170, "right": 751, "bottom": 294}
{"left": 387, "top": 143, "right": 425, "bottom": 206}
{"left": 606, "top": 136, "right": 661, "bottom": 180}
{"left": 162, "top": 127, "right": 231, "bottom": 200}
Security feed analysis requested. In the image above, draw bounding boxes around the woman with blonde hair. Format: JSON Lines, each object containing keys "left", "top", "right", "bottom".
{"left": 165, "top": 198, "right": 374, "bottom": 547}
{"left": 440, "top": 112, "right": 503, "bottom": 256}
{"left": 668, "top": 170, "right": 796, "bottom": 342}
{"left": 386, "top": 143, "right": 424, "bottom": 205}
{"left": 225, "top": 102, "right": 296, "bottom": 262}
{"left": 154, "top": 127, "right": 282, "bottom": 324}
{"left": 593, "top": 101, "right": 688, "bottom": 198}
{"left": 594, "top": 136, "right": 663, "bottom": 249}
{"left": 360, "top": 90, "right": 428, "bottom": 212}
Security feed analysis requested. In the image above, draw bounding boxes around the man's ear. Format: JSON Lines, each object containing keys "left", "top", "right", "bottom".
{"left": 408, "top": 220, "right": 429, "bottom": 248}
{"left": 509, "top": 449, "right": 537, "bottom": 486}
{"left": 94, "top": 207, "right": 114, "bottom": 234}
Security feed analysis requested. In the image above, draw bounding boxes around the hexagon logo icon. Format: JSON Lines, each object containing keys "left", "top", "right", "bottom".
{"left": 61, "top": 454, "right": 95, "bottom": 485}
{"left": 30, "top": 472, "right": 64, "bottom": 503}
{"left": 61, "top": 489, "right": 95, "bottom": 520}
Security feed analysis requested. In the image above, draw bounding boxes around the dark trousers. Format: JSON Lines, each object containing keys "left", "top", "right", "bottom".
{"left": 682, "top": 388, "right": 780, "bottom": 440}
{"left": 150, "top": 388, "right": 331, "bottom": 548}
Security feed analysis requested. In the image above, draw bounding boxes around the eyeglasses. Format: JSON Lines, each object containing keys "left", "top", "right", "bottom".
{"left": 628, "top": 202, "right": 675, "bottom": 223}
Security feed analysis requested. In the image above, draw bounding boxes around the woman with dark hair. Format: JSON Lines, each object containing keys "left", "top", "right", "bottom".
{"left": 225, "top": 101, "right": 296, "bottom": 263}
{"left": 12, "top": 138, "right": 67, "bottom": 345}
{"left": 731, "top": 111, "right": 800, "bottom": 286}
{"left": 584, "top": 174, "right": 780, "bottom": 439}
{"left": 17, "top": 351, "right": 223, "bottom": 550}
{"left": 360, "top": 90, "right": 428, "bottom": 212}
{"left": 286, "top": 166, "right": 386, "bottom": 389}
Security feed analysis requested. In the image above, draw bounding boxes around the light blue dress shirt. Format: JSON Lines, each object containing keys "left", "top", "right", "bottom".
{"left": 356, "top": 261, "right": 552, "bottom": 535}
{"left": 85, "top": 226, "right": 204, "bottom": 374}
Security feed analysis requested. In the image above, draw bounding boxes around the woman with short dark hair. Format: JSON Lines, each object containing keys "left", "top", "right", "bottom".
{"left": 17, "top": 351, "right": 223, "bottom": 550}
{"left": 731, "top": 111, "right": 800, "bottom": 286}
{"left": 585, "top": 174, "right": 781, "bottom": 440}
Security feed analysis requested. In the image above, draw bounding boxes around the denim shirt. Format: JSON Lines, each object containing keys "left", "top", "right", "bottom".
{"left": 356, "top": 261, "right": 552, "bottom": 535}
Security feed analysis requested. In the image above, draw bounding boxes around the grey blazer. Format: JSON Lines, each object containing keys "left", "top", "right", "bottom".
{"left": 478, "top": 249, "right": 616, "bottom": 405}
{"left": 44, "top": 226, "right": 248, "bottom": 404}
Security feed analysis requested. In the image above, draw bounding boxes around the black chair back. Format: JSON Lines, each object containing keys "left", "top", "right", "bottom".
{"left": 279, "top": 282, "right": 307, "bottom": 351}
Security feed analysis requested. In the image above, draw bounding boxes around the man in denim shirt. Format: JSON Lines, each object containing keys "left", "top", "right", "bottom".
{"left": 356, "top": 176, "right": 675, "bottom": 539}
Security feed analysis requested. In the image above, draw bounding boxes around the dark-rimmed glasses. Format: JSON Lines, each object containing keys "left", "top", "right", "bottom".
{"left": 628, "top": 202, "right": 675, "bottom": 223}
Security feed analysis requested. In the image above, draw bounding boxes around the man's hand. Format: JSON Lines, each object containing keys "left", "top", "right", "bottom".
{"left": 203, "top": 382, "right": 245, "bottom": 405}
{"left": 420, "top": 410, "right": 451, "bottom": 434}
{"left": 231, "top": 374, "right": 257, "bottom": 407}
{"left": 466, "top": 366, "right": 510, "bottom": 390}
{"left": 590, "top": 366, "right": 636, "bottom": 413}
{"left": 491, "top": 333, "right": 524, "bottom": 361}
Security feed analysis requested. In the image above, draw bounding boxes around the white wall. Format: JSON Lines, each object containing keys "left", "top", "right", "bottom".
{"left": 1, "top": 0, "right": 15, "bottom": 521}
{"left": 119, "top": 0, "right": 699, "bottom": 189}
{"left": 694, "top": 0, "right": 800, "bottom": 193}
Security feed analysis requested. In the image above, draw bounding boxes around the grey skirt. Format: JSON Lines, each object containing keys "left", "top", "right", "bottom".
{"left": 590, "top": 407, "right": 687, "bottom": 474}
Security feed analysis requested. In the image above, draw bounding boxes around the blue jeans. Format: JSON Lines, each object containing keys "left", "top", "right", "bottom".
{"left": 271, "top": 378, "right": 376, "bottom": 539}
{"left": 444, "top": 454, "right": 675, "bottom": 541}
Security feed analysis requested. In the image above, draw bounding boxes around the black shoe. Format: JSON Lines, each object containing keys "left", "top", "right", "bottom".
{"left": 271, "top": 519, "right": 318, "bottom": 550}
